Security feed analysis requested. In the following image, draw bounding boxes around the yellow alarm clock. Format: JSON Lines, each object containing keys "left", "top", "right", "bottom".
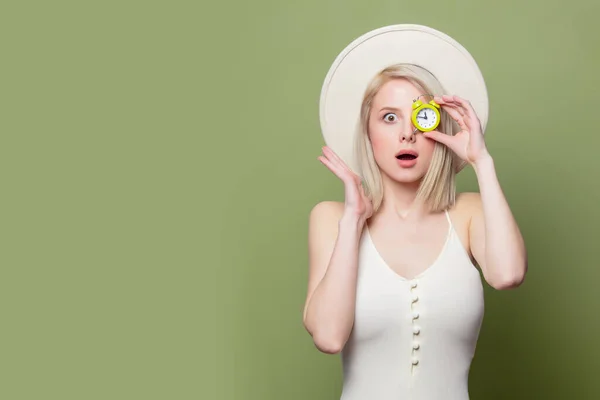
{"left": 411, "top": 95, "right": 441, "bottom": 132}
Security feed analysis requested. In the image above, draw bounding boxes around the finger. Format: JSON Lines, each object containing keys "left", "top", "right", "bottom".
{"left": 321, "top": 147, "right": 347, "bottom": 176}
{"left": 442, "top": 104, "right": 466, "bottom": 124}
{"left": 318, "top": 156, "right": 350, "bottom": 183}
{"left": 322, "top": 146, "right": 346, "bottom": 166}
{"left": 437, "top": 96, "right": 467, "bottom": 119}
{"left": 443, "top": 101, "right": 476, "bottom": 130}
{"left": 440, "top": 95, "right": 468, "bottom": 116}
{"left": 319, "top": 155, "right": 358, "bottom": 188}
{"left": 433, "top": 96, "right": 446, "bottom": 105}
{"left": 437, "top": 96, "right": 478, "bottom": 133}
{"left": 434, "top": 95, "right": 457, "bottom": 108}
{"left": 322, "top": 146, "right": 354, "bottom": 175}
{"left": 452, "top": 96, "right": 478, "bottom": 121}
{"left": 444, "top": 103, "right": 465, "bottom": 118}
{"left": 323, "top": 146, "right": 361, "bottom": 182}
{"left": 441, "top": 94, "right": 457, "bottom": 104}
{"left": 422, "top": 130, "right": 453, "bottom": 146}
{"left": 361, "top": 188, "right": 372, "bottom": 210}
{"left": 435, "top": 96, "right": 465, "bottom": 118}
{"left": 441, "top": 105, "right": 469, "bottom": 130}
{"left": 357, "top": 181, "right": 366, "bottom": 198}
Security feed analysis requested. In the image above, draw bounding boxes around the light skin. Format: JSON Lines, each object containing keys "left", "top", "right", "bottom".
{"left": 303, "top": 78, "right": 527, "bottom": 354}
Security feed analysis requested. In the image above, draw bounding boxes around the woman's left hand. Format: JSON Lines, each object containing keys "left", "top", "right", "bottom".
{"left": 422, "top": 95, "right": 490, "bottom": 166}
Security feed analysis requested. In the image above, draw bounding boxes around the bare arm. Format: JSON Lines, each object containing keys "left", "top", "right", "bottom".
{"left": 303, "top": 202, "right": 364, "bottom": 354}
{"left": 425, "top": 95, "right": 527, "bottom": 290}
{"left": 302, "top": 146, "right": 373, "bottom": 354}
{"left": 469, "top": 156, "right": 528, "bottom": 290}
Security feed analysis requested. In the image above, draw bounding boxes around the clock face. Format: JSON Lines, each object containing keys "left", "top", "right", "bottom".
{"left": 416, "top": 107, "right": 438, "bottom": 129}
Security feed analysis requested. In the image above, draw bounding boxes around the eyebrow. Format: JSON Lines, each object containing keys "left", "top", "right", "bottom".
{"left": 378, "top": 107, "right": 404, "bottom": 115}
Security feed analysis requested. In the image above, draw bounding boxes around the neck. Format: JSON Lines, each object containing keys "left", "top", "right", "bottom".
{"left": 378, "top": 173, "right": 428, "bottom": 220}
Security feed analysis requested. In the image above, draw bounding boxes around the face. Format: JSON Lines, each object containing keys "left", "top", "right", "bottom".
{"left": 367, "top": 79, "right": 437, "bottom": 183}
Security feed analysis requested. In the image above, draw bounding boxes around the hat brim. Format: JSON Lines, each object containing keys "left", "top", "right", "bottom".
{"left": 319, "top": 24, "right": 489, "bottom": 174}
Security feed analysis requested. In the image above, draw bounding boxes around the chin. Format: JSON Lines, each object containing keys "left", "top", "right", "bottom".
{"left": 384, "top": 167, "right": 426, "bottom": 184}
{"left": 393, "top": 172, "right": 425, "bottom": 184}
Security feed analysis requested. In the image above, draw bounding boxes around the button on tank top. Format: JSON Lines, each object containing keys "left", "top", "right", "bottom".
{"left": 340, "top": 211, "right": 484, "bottom": 400}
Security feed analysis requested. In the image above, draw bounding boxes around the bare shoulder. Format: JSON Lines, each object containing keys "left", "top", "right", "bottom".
{"left": 309, "top": 201, "right": 345, "bottom": 226}
{"left": 454, "top": 192, "right": 482, "bottom": 217}
{"left": 308, "top": 201, "right": 345, "bottom": 243}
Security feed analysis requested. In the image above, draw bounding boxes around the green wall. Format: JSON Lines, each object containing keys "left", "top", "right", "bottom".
{"left": 3, "top": 0, "right": 600, "bottom": 399}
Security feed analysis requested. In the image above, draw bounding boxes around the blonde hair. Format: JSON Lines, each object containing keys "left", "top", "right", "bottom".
{"left": 355, "top": 64, "right": 459, "bottom": 213}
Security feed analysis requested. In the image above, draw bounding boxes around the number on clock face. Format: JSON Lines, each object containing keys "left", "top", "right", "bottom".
{"left": 417, "top": 108, "right": 437, "bottom": 129}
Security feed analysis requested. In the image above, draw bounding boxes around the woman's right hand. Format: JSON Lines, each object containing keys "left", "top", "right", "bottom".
{"left": 318, "top": 146, "right": 373, "bottom": 221}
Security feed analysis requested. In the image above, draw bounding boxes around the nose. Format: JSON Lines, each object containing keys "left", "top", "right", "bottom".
{"left": 399, "top": 126, "right": 417, "bottom": 143}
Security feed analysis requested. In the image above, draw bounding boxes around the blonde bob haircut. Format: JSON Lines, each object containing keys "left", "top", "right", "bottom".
{"left": 355, "top": 63, "right": 459, "bottom": 213}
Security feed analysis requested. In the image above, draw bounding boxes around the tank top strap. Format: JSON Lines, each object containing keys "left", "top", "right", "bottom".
{"left": 444, "top": 209, "right": 453, "bottom": 230}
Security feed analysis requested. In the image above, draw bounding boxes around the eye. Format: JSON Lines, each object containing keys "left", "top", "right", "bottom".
{"left": 383, "top": 113, "right": 398, "bottom": 123}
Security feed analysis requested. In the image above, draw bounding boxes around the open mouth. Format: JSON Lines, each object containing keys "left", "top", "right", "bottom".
{"left": 396, "top": 154, "right": 417, "bottom": 160}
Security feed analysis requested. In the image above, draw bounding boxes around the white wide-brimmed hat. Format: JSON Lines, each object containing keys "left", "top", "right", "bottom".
{"left": 319, "top": 24, "right": 489, "bottom": 174}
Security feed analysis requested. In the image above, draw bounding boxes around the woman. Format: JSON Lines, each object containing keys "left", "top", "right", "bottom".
{"left": 302, "top": 25, "right": 527, "bottom": 399}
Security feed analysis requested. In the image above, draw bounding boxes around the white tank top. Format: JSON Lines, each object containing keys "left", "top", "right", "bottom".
{"left": 340, "top": 211, "right": 484, "bottom": 400}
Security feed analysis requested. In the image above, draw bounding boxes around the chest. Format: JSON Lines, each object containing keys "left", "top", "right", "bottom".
{"left": 367, "top": 224, "right": 450, "bottom": 281}
{"left": 352, "top": 234, "right": 484, "bottom": 341}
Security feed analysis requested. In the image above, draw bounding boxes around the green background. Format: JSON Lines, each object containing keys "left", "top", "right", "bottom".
{"left": 2, "top": 0, "right": 599, "bottom": 399}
